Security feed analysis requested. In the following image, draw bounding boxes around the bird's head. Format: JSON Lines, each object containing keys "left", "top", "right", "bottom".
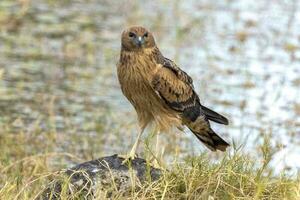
{"left": 121, "top": 26, "right": 156, "bottom": 51}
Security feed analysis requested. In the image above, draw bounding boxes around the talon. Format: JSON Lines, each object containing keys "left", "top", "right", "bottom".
{"left": 151, "top": 159, "right": 165, "bottom": 170}
{"left": 120, "top": 153, "right": 138, "bottom": 165}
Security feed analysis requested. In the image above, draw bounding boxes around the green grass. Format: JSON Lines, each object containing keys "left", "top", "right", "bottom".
{"left": 0, "top": 134, "right": 299, "bottom": 200}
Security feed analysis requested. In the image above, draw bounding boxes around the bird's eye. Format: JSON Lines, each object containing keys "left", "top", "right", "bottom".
{"left": 129, "top": 32, "right": 135, "bottom": 38}
{"left": 144, "top": 32, "right": 148, "bottom": 37}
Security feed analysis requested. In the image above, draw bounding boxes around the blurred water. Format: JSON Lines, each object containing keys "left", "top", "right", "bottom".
{"left": 0, "top": 0, "right": 299, "bottom": 174}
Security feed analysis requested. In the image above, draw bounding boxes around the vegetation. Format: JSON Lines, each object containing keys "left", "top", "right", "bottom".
{"left": 0, "top": 133, "right": 299, "bottom": 199}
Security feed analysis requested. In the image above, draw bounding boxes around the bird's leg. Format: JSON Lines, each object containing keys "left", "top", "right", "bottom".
{"left": 128, "top": 130, "right": 143, "bottom": 158}
{"left": 122, "top": 127, "right": 145, "bottom": 164}
{"left": 151, "top": 130, "right": 165, "bottom": 169}
{"left": 155, "top": 131, "right": 161, "bottom": 159}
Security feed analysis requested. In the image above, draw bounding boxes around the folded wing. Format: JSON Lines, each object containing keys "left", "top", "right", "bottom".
{"left": 152, "top": 58, "right": 201, "bottom": 122}
{"left": 151, "top": 57, "right": 229, "bottom": 151}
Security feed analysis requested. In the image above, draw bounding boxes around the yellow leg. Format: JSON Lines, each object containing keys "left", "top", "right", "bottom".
{"left": 155, "top": 131, "right": 161, "bottom": 159}
{"left": 152, "top": 130, "right": 165, "bottom": 169}
{"left": 122, "top": 127, "right": 145, "bottom": 164}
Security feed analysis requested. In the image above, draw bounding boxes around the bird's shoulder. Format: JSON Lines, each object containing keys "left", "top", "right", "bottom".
{"left": 151, "top": 57, "right": 198, "bottom": 112}
{"left": 158, "top": 57, "right": 193, "bottom": 86}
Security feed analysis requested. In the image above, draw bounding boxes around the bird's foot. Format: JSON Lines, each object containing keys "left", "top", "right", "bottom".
{"left": 119, "top": 153, "right": 138, "bottom": 165}
{"left": 150, "top": 157, "right": 165, "bottom": 170}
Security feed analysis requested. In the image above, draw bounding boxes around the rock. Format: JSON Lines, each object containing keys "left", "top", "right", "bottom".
{"left": 38, "top": 154, "right": 162, "bottom": 199}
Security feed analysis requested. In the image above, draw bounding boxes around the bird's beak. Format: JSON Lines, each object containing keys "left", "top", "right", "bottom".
{"left": 134, "top": 36, "right": 145, "bottom": 47}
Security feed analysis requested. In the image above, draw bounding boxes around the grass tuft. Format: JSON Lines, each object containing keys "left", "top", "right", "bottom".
{"left": 0, "top": 148, "right": 299, "bottom": 199}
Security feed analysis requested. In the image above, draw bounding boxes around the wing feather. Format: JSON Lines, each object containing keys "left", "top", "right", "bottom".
{"left": 151, "top": 56, "right": 229, "bottom": 151}
{"left": 152, "top": 58, "right": 200, "bottom": 122}
{"left": 152, "top": 57, "right": 229, "bottom": 125}
{"left": 160, "top": 57, "right": 193, "bottom": 87}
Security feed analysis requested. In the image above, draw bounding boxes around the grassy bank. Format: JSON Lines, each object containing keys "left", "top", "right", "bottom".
{"left": 0, "top": 141, "right": 299, "bottom": 199}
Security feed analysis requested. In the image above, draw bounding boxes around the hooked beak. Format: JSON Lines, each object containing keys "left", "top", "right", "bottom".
{"left": 134, "top": 36, "right": 145, "bottom": 47}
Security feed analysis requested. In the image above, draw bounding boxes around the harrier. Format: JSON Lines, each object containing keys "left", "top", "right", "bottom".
{"left": 117, "top": 26, "right": 229, "bottom": 161}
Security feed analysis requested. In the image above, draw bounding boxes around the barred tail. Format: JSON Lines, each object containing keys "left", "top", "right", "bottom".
{"left": 191, "top": 128, "right": 229, "bottom": 151}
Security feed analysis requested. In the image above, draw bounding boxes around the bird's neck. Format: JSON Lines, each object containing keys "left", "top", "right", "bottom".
{"left": 119, "top": 47, "right": 162, "bottom": 65}
{"left": 118, "top": 47, "right": 162, "bottom": 82}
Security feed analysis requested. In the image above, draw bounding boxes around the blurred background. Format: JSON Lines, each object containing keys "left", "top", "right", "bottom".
{"left": 0, "top": 0, "right": 299, "bottom": 174}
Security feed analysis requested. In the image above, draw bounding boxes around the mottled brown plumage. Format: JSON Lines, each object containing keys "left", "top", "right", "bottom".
{"left": 117, "top": 26, "right": 229, "bottom": 154}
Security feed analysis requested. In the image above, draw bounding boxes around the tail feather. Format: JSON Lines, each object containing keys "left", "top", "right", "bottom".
{"left": 201, "top": 105, "right": 229, "bottom": 125}
{"left": 191, "top": 128, "right": 229, "bottom": 152}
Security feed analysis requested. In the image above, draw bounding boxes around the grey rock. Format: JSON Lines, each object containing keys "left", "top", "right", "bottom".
{"left": 38, "top": 154, "right": 162, "bottom": 199}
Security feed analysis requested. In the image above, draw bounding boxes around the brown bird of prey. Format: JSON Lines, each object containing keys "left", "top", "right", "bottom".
{"left": 117, "top": 26, "right": 229, "bottom": 160}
